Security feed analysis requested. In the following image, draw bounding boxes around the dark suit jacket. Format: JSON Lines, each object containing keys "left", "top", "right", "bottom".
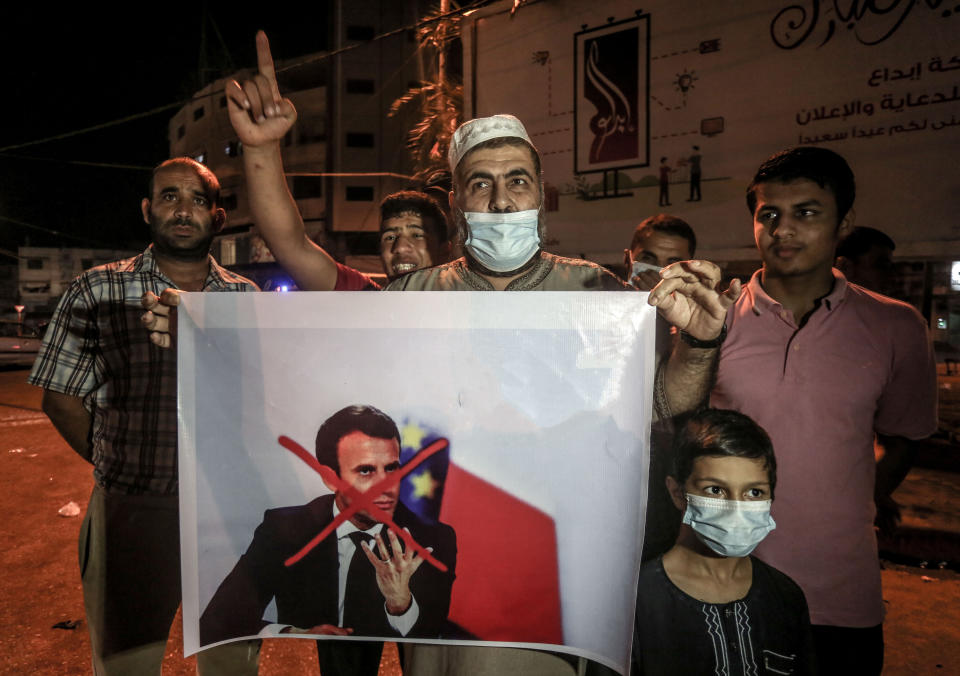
{"left": 199, "top": 494, "right": 457, "bottom": 645}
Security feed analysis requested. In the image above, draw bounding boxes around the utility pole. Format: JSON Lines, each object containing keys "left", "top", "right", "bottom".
{"left": 438, "top": 0, "right": 457, "bottom": 150}
{"left": 438, "top": 0, "right": 449, "bottom": 91}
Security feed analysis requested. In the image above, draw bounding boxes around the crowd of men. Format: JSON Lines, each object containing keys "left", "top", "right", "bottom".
{"left": 28, "top": 30, "right": 935, "bottom": 676}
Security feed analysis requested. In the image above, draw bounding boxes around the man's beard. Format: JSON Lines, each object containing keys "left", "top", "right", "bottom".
{"left": 149, "top": 215, "right": 214, "bottom": 262}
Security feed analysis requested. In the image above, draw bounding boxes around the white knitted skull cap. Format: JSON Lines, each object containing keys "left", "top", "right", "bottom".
{"left": 448, "top": 114, "right": 537, "bottom": 172}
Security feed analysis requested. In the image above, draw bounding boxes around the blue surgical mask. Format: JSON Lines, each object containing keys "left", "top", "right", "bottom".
{"left": 463, "top": 209, "right": 540, "bottom": 273}
{"left": 682, "top": 494, "right": 776, "bottom": 558}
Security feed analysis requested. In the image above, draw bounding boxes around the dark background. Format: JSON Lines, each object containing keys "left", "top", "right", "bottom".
{"left": 0, "top": 3, "right": 334, "bottom": 253}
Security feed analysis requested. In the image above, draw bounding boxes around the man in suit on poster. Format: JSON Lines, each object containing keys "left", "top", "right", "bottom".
{"left": 200, "top": 405, "right": 456, "bottom": 668}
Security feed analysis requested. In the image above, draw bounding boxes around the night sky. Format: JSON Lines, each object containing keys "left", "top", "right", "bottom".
{"left": 0, "top": 3, "right": 335, "bottom": 255}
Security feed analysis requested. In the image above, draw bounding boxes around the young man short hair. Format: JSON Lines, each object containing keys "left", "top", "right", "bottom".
{"left": 30, "top": 158, "right": 260, "bottom": 675}
{"left": 712, "top": 146, "right": 936, "bottom": 675}
{"left": 624, "top": 214, "right": 697, "bottom": 291}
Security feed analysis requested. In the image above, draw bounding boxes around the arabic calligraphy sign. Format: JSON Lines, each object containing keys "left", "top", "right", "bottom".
{"left": 574, "top": 15, "right": 650, "bottom": 173}
{"left": 463, "top": 0, "right": 958, "bottom": 259}
{"left": 794, "top": 57, "right": 960, "bottom": 145}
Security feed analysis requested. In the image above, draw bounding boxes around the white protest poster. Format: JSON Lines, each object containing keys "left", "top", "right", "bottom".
{"left": 178, "top": 291, "right": 654, "bottom": 674}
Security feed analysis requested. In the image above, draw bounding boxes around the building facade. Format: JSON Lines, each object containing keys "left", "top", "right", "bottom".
{"left": 16, "top": 246, "right": 137, "bottom": 313}
{"left": 168, "top": 1, "right": 429, "bottom": 289}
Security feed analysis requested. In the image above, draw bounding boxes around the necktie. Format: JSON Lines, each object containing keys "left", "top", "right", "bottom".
{"left": 343, "top": 530, "right": 381, "bottom": 631}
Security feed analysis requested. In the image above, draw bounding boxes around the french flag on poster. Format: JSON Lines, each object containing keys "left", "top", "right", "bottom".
{"left": 399, "top": 421, "right": 562, "bottom": 643}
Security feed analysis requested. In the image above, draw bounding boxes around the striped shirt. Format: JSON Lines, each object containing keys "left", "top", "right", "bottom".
{"left": 28, "top": 246, "right": 257, "bottom": 495}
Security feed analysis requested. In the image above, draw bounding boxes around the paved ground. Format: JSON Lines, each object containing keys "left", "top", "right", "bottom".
{"left": 0, "top": 334, "right": 40, "bottom": 368}
{"left": 1, "top": 366, "right": 958, "bottom": 674}
{"left": 0, "top": 368, "right": 400, "bottom": 676}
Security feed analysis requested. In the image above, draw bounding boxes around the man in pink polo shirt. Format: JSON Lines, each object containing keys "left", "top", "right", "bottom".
{"left": 711, "top": 146, "right": 936, "bottom": 675}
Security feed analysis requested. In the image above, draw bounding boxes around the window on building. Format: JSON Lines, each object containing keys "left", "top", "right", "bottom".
{"left": 346, "top": 132, "right": 375, "bottom": 148}
{"left": 293, "top": 177, "right": 324, "bottom": 199}
{"left": 299, "top": 116, "right": 326, "bottom": 144}
{"left": 346, "top": 25, "right": 375, "bottom": 41}
{"left": 236, "top": 236, "right": 251, "bottom": 265}
{"left": 343, "top": 231, "right": 381, "bottom": 256}
{"left": 27, "top": 259, "right": 43, "bottom": 270}
{"left": 222, "top": 194, "right": 238, "bottom": 211}
{"left": 193, "top": 106, "right": 205, "bottom": 121}
{"left": 544, "top": 183, "right": 560, "bottom": 212}
{"left": 220, "top": 238, "right": 236, "bottom": 266}
{"left": 345, "top": 186, "right": 374, "bottom": 202}
{"left": 346, "top": 79, "right": 375, "bottom": 94}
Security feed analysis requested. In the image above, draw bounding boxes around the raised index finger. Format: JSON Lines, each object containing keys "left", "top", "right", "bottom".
{"left": 255, "top": 30, "right": 281, "bottom": 103}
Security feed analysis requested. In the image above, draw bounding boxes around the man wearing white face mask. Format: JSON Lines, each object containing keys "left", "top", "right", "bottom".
{"left": 143, "top": 83, "right": 739, "bottom": 419}
{"left": 386, "top": 114, "right": 628, "bottom": 292}
{"left": 386, "top": 116, "right": 742, "bottom": 675}
{"left": 633, "top": 408, "right": 815, "bottom": 676}
{"left": 387, "top": 114, "right": 740, "bottom": 420}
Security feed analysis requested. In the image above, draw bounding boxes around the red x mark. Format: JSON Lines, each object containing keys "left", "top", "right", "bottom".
{"left": 277, "top": 435, "right": 450, "bottom": 573}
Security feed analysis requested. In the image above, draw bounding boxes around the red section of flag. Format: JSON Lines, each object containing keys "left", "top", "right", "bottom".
{"left": 440, "top": 463, "right": 563, "bottom": 644}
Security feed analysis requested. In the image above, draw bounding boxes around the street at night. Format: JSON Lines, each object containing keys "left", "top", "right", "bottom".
{"left": 0, "top": 367, "right": 401, "bottom": 675}
{"left": 1, "top": 365, "right": 958, "bottom": 674}
{"left": 2, "top": 1, "right": 958, "bottom": 673}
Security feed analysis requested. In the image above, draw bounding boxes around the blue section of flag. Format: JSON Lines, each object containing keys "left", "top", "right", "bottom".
{"left": 399, "top": 422, "right": 450, "bottom": 525}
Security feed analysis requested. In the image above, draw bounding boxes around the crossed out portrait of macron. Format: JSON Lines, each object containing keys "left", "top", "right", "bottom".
{"left": 278, "top": 433, "right": 450, "bottom": 572}
{"left": 199, "top": 405, "right": 457, "bottom": 644}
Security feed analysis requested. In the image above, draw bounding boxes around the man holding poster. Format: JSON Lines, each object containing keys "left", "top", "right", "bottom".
{"left": 378, "top": 111, "right": 734, "bottom": 676}
{"left": 144, "top": 32, "right": 737, "bottom": 417}
{"left": 144, "top": 32, "right": 742, "bottom": 676}
{"left": 31, "top": 158, "right": 261, "bottom": 675}
{"left": 152, "top": 32, "right": 739, "bottom": 418}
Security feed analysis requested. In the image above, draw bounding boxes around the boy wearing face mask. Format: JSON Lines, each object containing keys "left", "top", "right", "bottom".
{"left": 632, "top": 409, "right": 815, "bottom": 676}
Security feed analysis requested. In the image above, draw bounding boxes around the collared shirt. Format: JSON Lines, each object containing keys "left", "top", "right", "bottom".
{"left": 712, "top": 269, "right": 936, "bottom": 627}
{"left": 332, "top": 501, "right": 418, "bottom": 634}
{"left": 633, "top": 556, "right": 814, "bottom": 676}
{"left": 28, "top": 246, "right": 257, "bottom": 495}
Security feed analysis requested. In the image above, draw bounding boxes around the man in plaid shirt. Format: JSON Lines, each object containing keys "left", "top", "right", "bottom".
{"left": 29, "top": 157, "right": 260, "bottom": 675}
